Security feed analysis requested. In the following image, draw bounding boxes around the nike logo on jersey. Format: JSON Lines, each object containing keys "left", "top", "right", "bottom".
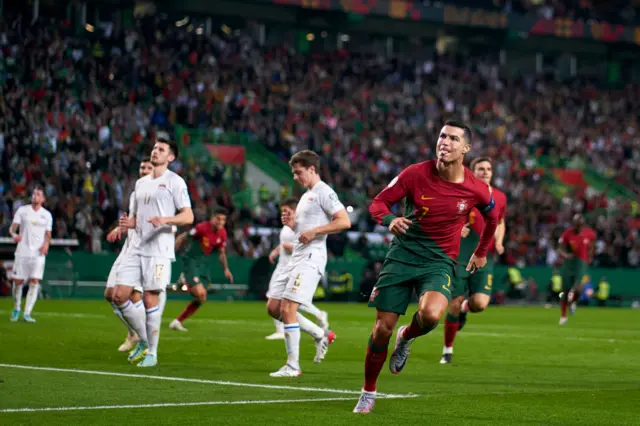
{"left": 421, "top": 196, "right": 435, "bottom": 200}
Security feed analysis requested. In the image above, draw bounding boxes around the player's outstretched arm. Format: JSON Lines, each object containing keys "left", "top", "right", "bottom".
{"left": 494, "top": 219, "right": 506, "bottom": 254}
{"left": 218, "top": 248, "right": 234, "bottom": 283}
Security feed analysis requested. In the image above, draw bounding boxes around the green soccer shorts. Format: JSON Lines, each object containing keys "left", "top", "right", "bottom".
{"left": 451, "top": 263, "right": 494, "bottom": 299}
{"left": 368, "top": 258, "right": 454, "bottom": 315}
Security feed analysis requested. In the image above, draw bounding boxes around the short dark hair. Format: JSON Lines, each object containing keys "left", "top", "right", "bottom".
{"left": 213, "top": 207, "right": 228, "bottom": 216}
{"left": 289, "top": 150, "right": 320, "bottom": 172}
{"left": 280, "top": 197, "right": 298, "bottom": 210}
{"left": 33, "top": 185, "right": 45, "bottom": 198}
{"left": 156, "top": 137, "right": 179, "bottom": 159}
{"left": 141, "top": 157, "right": 152, "bottom": 164}
{"left": 470, "top": 157, "right": 492, "bottom": 172}
{"left": 444, "top": 120, "right": 472, "bottom": 144}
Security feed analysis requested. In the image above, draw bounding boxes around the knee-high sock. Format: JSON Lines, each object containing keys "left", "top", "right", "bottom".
{"left": 24, "top": 284, "right": 40, "bottom": 316}
{"left": 119, "top": 300, "right": 148, "bottom": 343}
{"left": 177, "top": 300, "right": 201, "bottom": 323}
{"left": 296, "top": 312, "right": 324, "bottom": 340}
{"left": 111, "top": 301, "right": 136, "bottom": 336}
{"left": 283, "top": 323, "right": 301, "bottom": 370}
{"left": 299, "top": 303, "right": 321, "bottom": 318}
{"left": 12, "top": 283, "right": 23, "bottom": 311}
{"left": 402, "top": 312, "right": 438, "bottom": 340}
{"left": 274, "top": 319, "right": 284, "bottom": 333}
{"left": 158, "top": 290, "right": 167, "bottom": 315}
{"left": 146, "top": 305, "right": 162, "bottom": 356}
{"left": 443, "top": 313, "right": 460, "bottom": 353}
{"left": 363, "top": 335, "right": 390, "bottom": 392}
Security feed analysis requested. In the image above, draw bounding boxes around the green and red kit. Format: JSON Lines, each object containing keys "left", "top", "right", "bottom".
{"left": 559, "top": 226, "right": 596, "bottom": 290}
{"left": 367, "top": 160, "right": 499, "bottom": 314}
{"left": 182, "top": 221, "right": 227, "bottom": 287}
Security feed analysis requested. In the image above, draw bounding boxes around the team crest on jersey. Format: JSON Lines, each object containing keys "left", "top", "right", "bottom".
{"left": 369, "top": 287, "right": 379, "bottom": 303}
{"left": 457, "top": 200, "right": 468, "bottom": 213}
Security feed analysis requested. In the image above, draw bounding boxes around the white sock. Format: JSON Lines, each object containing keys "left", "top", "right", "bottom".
{"left": 24, "top": 284, "right": 40, "bottom": 316}
{"left": 119, "top": 300, "right": 148, "bottom": 343}
{"left": 146, "top": 305, "right": 162, "bottom": 356}
{"left": 158, "top": 291, "right": 167, "bottom": 315}
{"left": 283, "top": 323, "right": 301, "bottom": 370}
{"left": 274, "top": 319, "right": 284, "bottom": 334}
{"left": 299, "top": 303, "right": 321, "bottom": 318}
{"left": 461, "top": 299, "right": 469, "bottom": 313}
{"left": 296, "top": 312, "right": 324, "bottom": 340}
{"left": 111, "top": 301, "right": 136, "bottom": 336}
{"left": 443, "top": 346, "right": 453, "bottom": 355}
{"left": 12, "top": 283, "right": 23, "bottom": 311}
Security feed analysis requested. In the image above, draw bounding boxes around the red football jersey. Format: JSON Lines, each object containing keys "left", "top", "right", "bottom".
{"left": 191, "top": 221, "right": 227, "bottom": 256}
{"left": 559, "top": 226, "right": 596, "bottom": 263}
{"left": 467, "top": 187, "right": 507, "bottom": 253}
{"left": 370, "top": 160, "right": 499, "bottom": 260}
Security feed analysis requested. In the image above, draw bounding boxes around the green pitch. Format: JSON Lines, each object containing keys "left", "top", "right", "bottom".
{"left": 0, "top": 299, "right": 639, "bottom": 425}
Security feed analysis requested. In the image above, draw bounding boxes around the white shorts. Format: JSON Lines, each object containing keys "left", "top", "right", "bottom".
{"left": 12, "top": 256, "right": 46, "bottom": 281}
{"left": 266, "top": 261, "right": 322, "bottom": 305}
{"left": 114, "top": 254, "right": 171, "bottom": 292}
{"left": 107, "top": 254, "right": 143, "bottom": 293}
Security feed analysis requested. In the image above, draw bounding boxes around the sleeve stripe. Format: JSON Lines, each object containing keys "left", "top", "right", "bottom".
{"left": 480, "top": 197, "right": 495, "bottom": 213}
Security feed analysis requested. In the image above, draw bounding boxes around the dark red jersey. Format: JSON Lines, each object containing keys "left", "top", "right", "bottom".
{"left": 370, "top": 160, "right": 499, "bottom": 265}
{"left": 559, "top": 226, "right": 596, "bottom": 264}
{"left": 189, "top": 221, "right": 227, "bottom": 256}
{"left": 464, "top": 187, "right": 507, "bottom": 256}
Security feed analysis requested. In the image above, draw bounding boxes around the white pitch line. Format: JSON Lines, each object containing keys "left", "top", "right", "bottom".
{"left": 0, "top": 397, "right": 359, "bottom": 413}
{"left": 0, "top": 364, "right": 418, "bottom": 399}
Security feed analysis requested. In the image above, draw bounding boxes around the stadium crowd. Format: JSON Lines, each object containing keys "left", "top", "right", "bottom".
{"left": 0, "top": 11, "right": 638, "bottom": 268}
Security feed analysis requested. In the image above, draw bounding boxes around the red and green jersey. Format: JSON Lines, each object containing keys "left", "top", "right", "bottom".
{"left": 559, "top": 226, "right": 596, "bottom": 264}
{"left": 457, "top": 187, "right": 507, "bottom": 264}
{"left": 370, "top": 160, "right": 499, "bottom": 266}
{"left": 185, "top": 221, "right": 227, "bottom": 258}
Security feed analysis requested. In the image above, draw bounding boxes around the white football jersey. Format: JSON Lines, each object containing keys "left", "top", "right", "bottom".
{"left": 290, "top": 180, "right": 345, "bottom": 271}
{"left": 12, "top": 205, "right": 53, "bottom": 257}
{"left": 130, "top": 170, "right": 191, "bottom": 260}
{"left": 277, "top": 226, "right": 296, "bottom": 267}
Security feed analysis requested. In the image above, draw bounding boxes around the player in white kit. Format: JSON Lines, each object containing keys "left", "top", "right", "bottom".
{"left": 267, "top": 150, "right": 351, "bottom": 377}
{"left": 113, "top": 138, "right": 193, "bottom": 367}
{"left": 9, "top": 187, "right": 53, "bottom": 323}
{"left": 265, "top": 197, "right": 330, "bottom": 340}
{"left": 105, "top": 158, "right": 153, "bottom": 352}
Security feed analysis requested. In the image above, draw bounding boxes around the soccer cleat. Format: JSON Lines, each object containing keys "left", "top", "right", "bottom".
{"left": 118, "top": 333, "right": 140, "bottom": 352}
{"left": 10, "top": 310, "right": 20, "bottom": 322}
{"left": 440, "top": 353, "right": 453, "bottom": 364}
{"left": 389, "top": 326, "right": 414, "bottom": 374}
{"left": 317, "top": 310, "right": 329, "bottom": 331}
{"left": 314, "top": 330, "right": 336, "bottom": 364}
{"left": 457, "top": 311, "right": 468, "bottom": 331}
{"left": 269, "top": 364, "right": 302, "bottom": 377}
{"left": 23, "top": 315, "right": 36, "bottom": 323}
{"left": 559, "top": 317, "right": 568, "bottom": 326}
{"left": 265, "top": 332, "right": 285, "bottom": 340}
{"left": 127, "top": 342, "right": 149, "bottom": 363}
{"left": 137, "top": 353, "right": 157, "bottom": 367}
{"left": 352, "top": 390, "right": 376, "bottom": 414}
{"left": 169, "top": 319, "right": 188, "bottom": 332}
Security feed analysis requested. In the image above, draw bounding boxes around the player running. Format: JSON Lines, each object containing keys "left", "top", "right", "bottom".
{"left": 440, "top": 157, "right": 508, "bottom": 364}
{"left": 104, "top": 158, "right": 154, "bottom": 351}
{"left": 265, "top": 197, "right": 329, "bottom": 340}
{"left": 267, "top": 150, "right": 350, "bottom": 377}
{"left": 353, "top": 121, "right": 499, "bottom": 414}
{"left": 169, "top": 207, "right": 234, "bottom": 332}
{"left": 114, "top": 137, "right": 193, "bottom": 367}
{"left": 9, "top": 187, "right": 53, "bottom": 323}
{"left": 557, "top": 213, "right": 596, "bottom": 325}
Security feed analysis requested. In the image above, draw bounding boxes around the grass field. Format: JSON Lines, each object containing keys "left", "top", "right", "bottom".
{"left": 0, "top": 299, "right": 639, "bottom": 425}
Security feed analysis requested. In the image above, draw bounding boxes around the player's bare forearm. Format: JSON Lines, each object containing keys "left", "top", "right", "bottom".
{"left": 164, "top": 208, "right": 194, "bottom": 226}
{"left": 175, "top": 232, "right": 189, "bottom": 251}
{"left": 314, "top": 211, "right": 351, "bottom": 236}
{"left": 369, "top": 173, "right": 408, "bottom": 226}
{"left": 474, "top": 208, "right": 499, "bottom": 258}
{"left": 495, "top": 219, "right": 506, "bottom": 245}
{"left": 218, "top": 250, "right": 229, "bottom": 271}
{"left": 9, "top": 223, "right": 19, "bottom": 239}
{"left": 282, "top": 242, "right": 294, "bottom": 253}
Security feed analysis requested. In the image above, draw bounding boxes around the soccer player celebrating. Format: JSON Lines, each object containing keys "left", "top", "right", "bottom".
{"left": 265, "top": 197, "right": 329, "bottom": 340}
{"left": 557, "top": 213, "right": 596, "bottom": 325}
{"left": 440, "top": 157, "right": 508, "bottom": 364}
{"left": 353, "top": 121, "right": 498, "bottom": 413}
{"left": 114, "top": 138, "right": 193, "bottom": 367}
{"left": 9, "top": 187, "right": 53, "bottom": 323}
{"left": 104, "top": 158, "right": 154, "bottom": 351}
{"left": 169, "top": 207, "right": 234, "bottom": 332}
{"left": 267, "top": 150, "right": 350, "bottom": 377}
